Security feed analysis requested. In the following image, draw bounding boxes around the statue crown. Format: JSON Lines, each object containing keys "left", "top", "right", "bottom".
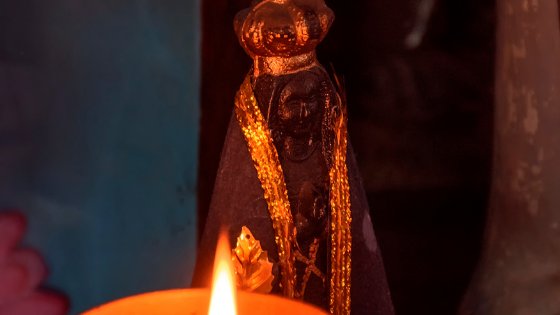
{"left": 234, "top": 0, "right": 334, "bottom": 59}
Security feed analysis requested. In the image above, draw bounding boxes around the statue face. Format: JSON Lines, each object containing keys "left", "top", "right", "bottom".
{"left": 277, "top": 71, "right": 324, "bottom": 142}
{"left": 252, "top": 67, "right": 336, "bottom": 162}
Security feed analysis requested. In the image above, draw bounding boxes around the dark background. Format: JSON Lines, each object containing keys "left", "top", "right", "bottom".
{"left": 197, "top": 0, "right": 496, "bottom": 314}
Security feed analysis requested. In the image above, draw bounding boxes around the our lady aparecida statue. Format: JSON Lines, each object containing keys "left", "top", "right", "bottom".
{"left": 193, "top": 1, "right": 394, "bottom": 314}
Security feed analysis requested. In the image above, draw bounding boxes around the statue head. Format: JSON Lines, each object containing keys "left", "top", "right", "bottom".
{"left": 235, "top": 0, "right": 340, "bottom": 168}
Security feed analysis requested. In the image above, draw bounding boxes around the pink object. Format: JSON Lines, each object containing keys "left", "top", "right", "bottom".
{"left": 0, "top": 211, "right": 68, "bottom": 315}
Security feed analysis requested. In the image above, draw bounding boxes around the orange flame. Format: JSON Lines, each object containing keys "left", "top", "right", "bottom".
{"left": 208, "top": 231, "right": 237, "bottom": 315}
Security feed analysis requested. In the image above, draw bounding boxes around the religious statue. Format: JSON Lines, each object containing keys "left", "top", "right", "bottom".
{"left": 193, "top": 1, "right": 394, "bottom": 314}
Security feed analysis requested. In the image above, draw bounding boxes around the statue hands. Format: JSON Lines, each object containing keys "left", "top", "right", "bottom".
{"left": 0, "top": 211, "right": 68, "bottom": 315}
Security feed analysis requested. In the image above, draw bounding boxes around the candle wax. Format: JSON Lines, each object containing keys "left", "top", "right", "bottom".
{"left": 82, "top": 289, "right": 327, "bottom": 315}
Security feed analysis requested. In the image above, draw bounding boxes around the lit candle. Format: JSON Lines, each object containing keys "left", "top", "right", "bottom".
{"left": 82, "top": 232, "right": 326, "bottom": 315}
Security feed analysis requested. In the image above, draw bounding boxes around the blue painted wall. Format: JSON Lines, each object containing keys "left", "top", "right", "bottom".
{"left": 0, "top": 1, "right": 200, "bottom": 313}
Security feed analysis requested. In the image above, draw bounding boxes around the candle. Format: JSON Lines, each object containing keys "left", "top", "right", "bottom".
{"left": 82, "top": 232, "right": 326, "bottom": 315}
{"left": 82, "top": 289, "right": 326, "bottom": 315}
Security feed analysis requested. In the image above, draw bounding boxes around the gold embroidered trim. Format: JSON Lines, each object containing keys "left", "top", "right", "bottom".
{"left": 328, "top": 95, "right": 352, "bottom": 315}
{"left": 235, "top": 75, "right": 296, "bottom": 298}
{"left": 234, "top": 74, "right": 352, "bottom": 315}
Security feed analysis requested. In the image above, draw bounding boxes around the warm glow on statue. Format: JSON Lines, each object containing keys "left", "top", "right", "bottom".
{"left": 193, "top": 1, "right": 394, "bottom": 314}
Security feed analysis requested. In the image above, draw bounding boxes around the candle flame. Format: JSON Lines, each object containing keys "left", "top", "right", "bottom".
{"left": 208, "top": 231, "right": 237, "bottom": 315}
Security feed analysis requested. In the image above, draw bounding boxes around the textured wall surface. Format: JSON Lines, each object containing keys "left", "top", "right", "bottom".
{"left": 0, "top": 1, "right": 200, "bottom": 313}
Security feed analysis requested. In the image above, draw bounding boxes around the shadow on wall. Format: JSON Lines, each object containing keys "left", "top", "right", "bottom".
{"left": 325, "top": 1, "right": 496, "bottom": 314}
{"left": 0, "top": 1, "right": 200, "bottom": 313}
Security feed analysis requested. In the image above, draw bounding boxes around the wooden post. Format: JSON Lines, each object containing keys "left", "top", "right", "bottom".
{"left": 460, "top": 0, "right": 560, "bottom": 313}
